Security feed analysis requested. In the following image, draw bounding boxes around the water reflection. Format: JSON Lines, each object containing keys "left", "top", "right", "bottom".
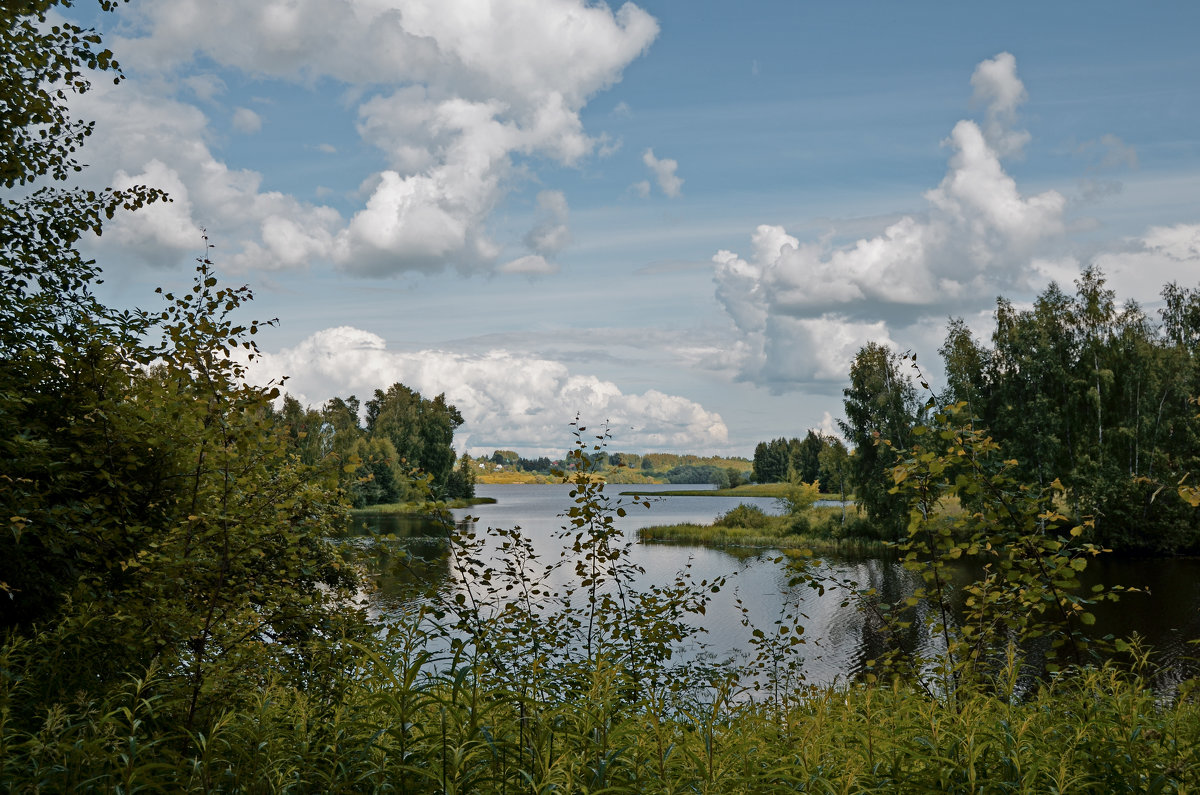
{"left": 339, "top": 512, "right": 454, "bottom": 614}
{"left": 344, "top": 484, "right": 1200, "bottom": 687}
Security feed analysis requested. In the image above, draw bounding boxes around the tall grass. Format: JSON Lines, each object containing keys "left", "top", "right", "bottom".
{"left": 4, "top": 639, "right": 1198, "bottom": 792}
{"left": 5, "top": 429, "right": 1198, "bottom": 791}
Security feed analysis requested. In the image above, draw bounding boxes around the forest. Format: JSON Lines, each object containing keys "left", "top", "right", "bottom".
{"left": 274, "top": 387, "right": 477, "bottom": 507}
{"left": 3, "top": 2, "right": 1200, "bottom": 790}
{"left": 828, "top": 272, "right": 1200, "bottom": 553}
{"left": 742, "top": 271, "right": 1200, "bottom": 554}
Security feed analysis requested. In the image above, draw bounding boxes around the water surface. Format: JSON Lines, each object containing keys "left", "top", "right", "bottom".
{"left": 351, "top": 483, "right": 1200, "bottom": 687}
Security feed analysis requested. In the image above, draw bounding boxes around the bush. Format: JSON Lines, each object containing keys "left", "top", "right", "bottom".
{"left": 715, "top": 503, "right": 774, "bottom": 529}
{"left": 787, "top": 513, "right": 812, "bottom": 535}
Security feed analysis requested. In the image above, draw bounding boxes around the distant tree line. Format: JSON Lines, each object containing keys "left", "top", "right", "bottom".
{"left": 839, "top": 267, "right": 1200, "bottom": 553}
{"left": 274, "top": 383, "right": 474, "bottom": 507}
{"left": 482, "top": 448, "right": 752, "bottom": 484}
{"left": 491, "top": 451, "right": 558, "bottom": 473}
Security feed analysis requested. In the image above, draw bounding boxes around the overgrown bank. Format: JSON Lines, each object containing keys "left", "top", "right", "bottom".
{"left": 4, "top": 643, "right": 1196, "bottom": 792}
{"left": 4, "top": 2, "right": 1200, "bottom": 791}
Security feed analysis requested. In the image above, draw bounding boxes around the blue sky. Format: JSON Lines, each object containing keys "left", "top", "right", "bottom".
{"left": 68, "top": 0, "right": 1200, "bottom": 456}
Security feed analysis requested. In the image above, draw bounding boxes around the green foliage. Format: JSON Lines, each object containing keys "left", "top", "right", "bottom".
{"left": 444, "top": 452, "right": 477, "bottom": 500}
{"left": 1, "top": 0, "right": 369, "bottom": 733}
{"left": 777, "top": 477, "right": 821, "bottom": 517}
{"left": 714, "top": 503, "right": 774, "bottom": 529}
{"left": 366, "top": 383, "right": 464, "bottom": 497}
{"left": 752, "top": 432, "right": 846, "bottom": 486}
{"left": 885, "top": 384, "right": 1132, "bottom": 694}
{"left": 940, "top": 270, "right": 1200, "bottom": 552}
{"left": 4, "top": 628, "right": 1199, "bottom": 791}
{"left": 3, "top": 4, "right": 1199, "bottom": 789}
{"left": 664, "top": 463, "right": 730, "bottom": 486}
{"left": 5, "top": 247, "right": 370, "bottom": 726}
{"left": 433, "top": 420, "right": 724, "bottom": 704}
{"left": 839, "top": 342, "right": 923, "bottom": 538}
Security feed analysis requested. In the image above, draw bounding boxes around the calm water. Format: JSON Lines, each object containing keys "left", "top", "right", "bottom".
{"left": 349, "top": 484, "right": 1200, "bottom": 688}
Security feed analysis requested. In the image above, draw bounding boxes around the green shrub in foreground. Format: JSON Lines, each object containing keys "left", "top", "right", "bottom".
{"left": 3, "top": 639, "right": 1199, "bottom": 792}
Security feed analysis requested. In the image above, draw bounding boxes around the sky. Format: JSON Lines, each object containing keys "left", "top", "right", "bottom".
{"left": 62, "top": 0, "right": 1200, "bottom": 457}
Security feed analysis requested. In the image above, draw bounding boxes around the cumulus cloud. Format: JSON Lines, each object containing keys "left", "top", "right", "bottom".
{"left": 1144, "top": 223, "right": 1200, "bottom": 261}
{"left": 1090, "top": 222, "right": 1200, "bottom": 300}
{"left": 969, "top": 52, "right": 1030, "bottom": 158}
{"left": 642, "top": 148, "right": 683, "bottom": 197}
{"left": 714, "top": 53, "right": 1067, "bottom": 390}
{"left": 74, "top": 79, "right": 343, "bottom": 272}
{"left": 231, "top": 106, "right": 262, "bottom": 133}
{"left": 94, "top": 0, "right": 659, "bottom": 276}
{"left": 249, "top": 327, "right": 729, "bottom": 455}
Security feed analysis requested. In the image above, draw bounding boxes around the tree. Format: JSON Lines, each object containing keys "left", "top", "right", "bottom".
{"left": 752, "top": 438, "right": 789, "bottom": 483}
{"left": 1, "top": 2, "right": 368, "bottom": 728}
{"left": 793, "top": 430, "right": 824, "bottom": 484}
{"left": 366, "top": 383, "right": 464, "bottom": 496}
{"left": 838, "top": 343, "right": 921, "bottom": 538}
{"left": 817, "top": 437, "right": 850, "bottom": 522}
{"left": 2, "top": 0, "right": 164, "bottom": 630}
{"left": 446, "top": 452, "right": 477, "bottom": 500}
{"left": 939, "top": 317, "right": 988, "bottom": 419}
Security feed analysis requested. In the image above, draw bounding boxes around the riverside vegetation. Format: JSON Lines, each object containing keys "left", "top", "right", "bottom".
{"left": 4, "top": 2, "right": 1200, "bottom": 791}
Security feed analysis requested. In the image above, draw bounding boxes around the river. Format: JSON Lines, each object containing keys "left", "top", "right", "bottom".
{"left": 350, "top": 483, "right": 1200, "bottom": 689}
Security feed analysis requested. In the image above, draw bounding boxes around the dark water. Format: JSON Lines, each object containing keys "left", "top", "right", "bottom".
{"left": 346, "top": 484, "right": 1200, "bottom": 687}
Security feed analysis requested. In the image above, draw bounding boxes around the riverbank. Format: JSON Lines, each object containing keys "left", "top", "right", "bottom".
{"left": 621, "top": 483, "right": 844, "bottom": 499}
{"left": 349, "top": 496, "right": 497, "bottom": 515}
{"left": 637, "top": 522, "right": 892, "bottom": 557}
{"left": 477, "top": 471, "right": 620, "bottom": 484}
{"left": 635, "top": 499, "right": 891, "bottom": 557}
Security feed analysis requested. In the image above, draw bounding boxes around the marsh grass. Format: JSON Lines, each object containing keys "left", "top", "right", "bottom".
{"left": 637, "top": 501, "right": 892, "bottom": 557}
{"left": 638, "top": 523, "right": 894, "bottom": 557}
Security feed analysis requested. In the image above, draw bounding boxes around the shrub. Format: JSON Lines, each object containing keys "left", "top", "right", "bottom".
{"left": 715, "top": 503, "right": 774, "bottom": 529}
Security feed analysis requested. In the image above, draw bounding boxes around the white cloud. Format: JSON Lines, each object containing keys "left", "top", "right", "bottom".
{"left": 714, "top": 53, "right": 1067, "bottom": 390}
{"left": 642, "top": 148, "right": 683, "bottom": 197}
{"left": 231, "top": 106, "right": 262, "bottom": 133}
{"left": 108, "top": 159, "right": 204, "bottom": 263}
{"left": 100, "top": 0, "right": 660, "bottom": 276}
{"left": 1144, "top": 222, "right": 1200, "bottom": 261}
{"left": 630, "top": 179, "right": 651, "bottom": 198}
{"left": 969, "top": 51, "right": 1030, "bottom": 158}
{"left": 75, "top": 79, "right": 343, "bottom": 272}
{"left": 250, "top": 326, "right": 729, "bottom": 455}
{"left": 183, "top": 73, "right": 225, "bottom": 101}
{"left": 523, "top": 190, "right": 571, "bottom": 258}
{"left": 1090, "top": 223, "right": 1200, "bottom": 301}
